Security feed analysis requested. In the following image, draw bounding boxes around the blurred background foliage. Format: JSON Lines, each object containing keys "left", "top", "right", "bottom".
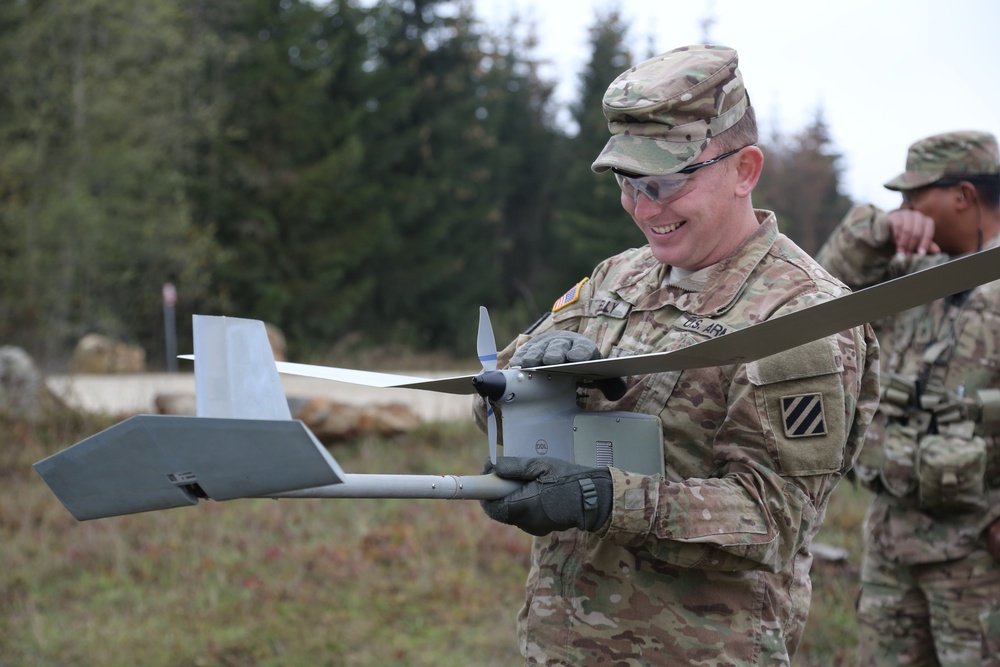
{"left": 0, "top": 0, "right": 853, "bottom": 368}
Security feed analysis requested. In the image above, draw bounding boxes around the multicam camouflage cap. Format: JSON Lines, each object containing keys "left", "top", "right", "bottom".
{"left": 883, "top": 130, "right": 1000, "bottom": 191}
{"left": 591, "top": 44, "right": 749, "bottom": 176}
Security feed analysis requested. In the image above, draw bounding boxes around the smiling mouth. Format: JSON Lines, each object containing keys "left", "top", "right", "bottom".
{"left": 651, "top": 221, "right": 684, "bottom": 235}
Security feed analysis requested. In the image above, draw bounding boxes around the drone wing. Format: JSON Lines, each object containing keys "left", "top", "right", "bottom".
{"left": 268, "top": 245, "right": 1000, "bottom": 388}
{"left": 177, "top": 316, "right": 482, "bottom": 395}
{"left": 179, "top": 245, "right": 1000, "bottom": 394}
{"left": 542, "top": 244, "right": 1000, "bottom": 380}
{"left": 273, "top": 361, "right": 479, "bottom": 395}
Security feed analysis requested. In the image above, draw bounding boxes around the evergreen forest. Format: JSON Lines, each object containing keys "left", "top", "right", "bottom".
{"left": 0, "top": 0, "right": 854, "bottom": 368}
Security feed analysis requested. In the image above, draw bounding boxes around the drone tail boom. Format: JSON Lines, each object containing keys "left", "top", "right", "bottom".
{"left": 271, "top": 473, "right": 522, "bottom": 500}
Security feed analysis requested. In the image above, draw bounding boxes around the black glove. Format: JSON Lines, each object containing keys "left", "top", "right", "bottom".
{"left": 509, "top": 330, "right": 627, "bottom": 401}
{"left": 481, "top": 457, "right": 613, "bottom": 536}
{"left": 510, "top": 330, "right": 601, "bottom": 368}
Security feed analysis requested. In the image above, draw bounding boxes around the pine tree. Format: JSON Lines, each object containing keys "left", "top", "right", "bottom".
{"left": 0, "top": 0, "right": 221, "bottom": 365}
{"left": 755, "top": 108, "right": 853, "bottom": 254}
{"left": 545, "top": 10, "right": 640, "bottom": 297}
{"left": 471, "top": 12, "right": 560, "bottom": 326}
{"left": 347, "top": 0, "right": 514, "bottom": 350}
{"left": 185, "top": 0, "right": 386, "bottom": 354}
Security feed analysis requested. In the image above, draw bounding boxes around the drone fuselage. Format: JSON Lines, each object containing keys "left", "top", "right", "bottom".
{"left": 476, "top": 368, "right": 665, "bottom": 476}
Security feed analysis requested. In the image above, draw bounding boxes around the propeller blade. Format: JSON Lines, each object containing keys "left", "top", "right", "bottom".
{"left": 478, "top": 306, "right": 498, "bottom": 371}
{"left": 474, "top": 308, "right": 501, "bottom": 464}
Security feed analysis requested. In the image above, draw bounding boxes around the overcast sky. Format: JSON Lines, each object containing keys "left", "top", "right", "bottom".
{"left": 471, "top": 0, "right": 1000, "bottom": 212}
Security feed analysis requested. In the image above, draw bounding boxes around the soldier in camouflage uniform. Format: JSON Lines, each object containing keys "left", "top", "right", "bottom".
{"left": 816, "top": 131, "right": 1000, "bottom": 666}
{"left": 476, "top": 44, "right": 881, "bottom": 666}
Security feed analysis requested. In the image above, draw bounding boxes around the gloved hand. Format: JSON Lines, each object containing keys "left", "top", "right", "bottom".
{"left": 509, "top": 330, "right": 627, "bottom": 400}
{"left": 510, "top": 330, "right": 601, "bottom": 368}
{"left": 480, "top": 457, "right": 613, "bottom": 536}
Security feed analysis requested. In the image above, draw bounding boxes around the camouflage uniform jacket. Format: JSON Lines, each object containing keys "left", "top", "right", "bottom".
{"left": 817, "top": 204, "right": 1000, "bottom": 565}
{"left": 489, "top": 212, "right": 880, "bottom": 665}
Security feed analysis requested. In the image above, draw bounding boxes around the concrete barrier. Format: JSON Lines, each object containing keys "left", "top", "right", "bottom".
{"left": 46, "top": 371, "right": 476, "bottom": 423}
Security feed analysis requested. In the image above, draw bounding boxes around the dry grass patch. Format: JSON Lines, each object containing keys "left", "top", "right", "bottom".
{"left": 2, "top": 411, "right": 871, "bottom": 665}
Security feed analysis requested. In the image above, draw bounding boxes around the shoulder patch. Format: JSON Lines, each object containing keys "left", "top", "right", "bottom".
{"left": 552, "top": 278, "right": 589, "bottom": 313}
{"left": 780, "top": 393, "right": 828, "bottom": 438}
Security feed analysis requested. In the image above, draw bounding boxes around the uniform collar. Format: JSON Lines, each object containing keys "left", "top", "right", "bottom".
{"left": 609, "top": 210, "right": 779, "bottom": 316}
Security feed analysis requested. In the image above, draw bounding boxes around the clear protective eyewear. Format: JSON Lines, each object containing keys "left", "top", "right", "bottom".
{"left": 614, "top": 144, "right": 753, "bottom": 204}
{"left": 900, "top": 178, "right": 964, "bottom": 207}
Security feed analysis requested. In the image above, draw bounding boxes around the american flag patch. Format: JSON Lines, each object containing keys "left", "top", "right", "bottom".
{"left": 781, "top": 393, "right": 827, "bottom": 438}
{"left": 552, "top": 277, "right": 589, "bottom": 313}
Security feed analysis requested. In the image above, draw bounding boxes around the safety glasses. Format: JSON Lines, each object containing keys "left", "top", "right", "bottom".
{"left": 614, "top": 145, "right": 753, "bottom": 204}
{"left": 901, "top": 178, "right": 964, "bottom": 206}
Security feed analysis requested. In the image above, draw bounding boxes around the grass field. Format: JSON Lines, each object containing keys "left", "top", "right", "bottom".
{"left": 1, "top": 409, "right": 871, "bottom": 666}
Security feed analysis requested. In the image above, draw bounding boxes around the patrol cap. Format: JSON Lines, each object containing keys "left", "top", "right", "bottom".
{"left": 591, "top": 44, "right": 749, "bottom": 176}
{"left": 883, "top": 130, "right": 1000, "bottom": 191}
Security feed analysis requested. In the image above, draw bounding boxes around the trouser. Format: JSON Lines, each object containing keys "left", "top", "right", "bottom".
{"left": 857, "top": 543, "right": 1000, "bottom": 666}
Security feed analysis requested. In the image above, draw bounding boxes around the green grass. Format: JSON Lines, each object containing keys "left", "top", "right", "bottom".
{"left": 1, "top": 411, "right": 872, "bottom": 666}
{"left": 795, "top": 480, "right": 872, "bottom": 666}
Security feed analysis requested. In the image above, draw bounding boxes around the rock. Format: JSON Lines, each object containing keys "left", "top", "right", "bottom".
{"left": 809, "top": 541, "right": 856, "bottom": 576}
{"left": 0, "top": 346, "right": 64, "bottom": 420}
{"left": 290, "top": 396, "right": 421, "bottom": 443}
{"left": 71, "top": 334, "right": 146, "bottom": 373}
{"left": 0, "top": 346, "right": 43, "bottom": 420}
{"left": 154, "top": 393, "right": 197, "bottom": 416}
{"left": 265, "top": 323, "right": 286, "bottom": 362}
{"left": 811, "top": 542, "right": 850, "bottom": 563}
{"left": 153, "top": 392, "right": 421, "bottom": 444}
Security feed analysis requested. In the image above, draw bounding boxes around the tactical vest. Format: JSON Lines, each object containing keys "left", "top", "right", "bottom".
{"left": 860, "top": 291, "right": 1000, "bottom": 510}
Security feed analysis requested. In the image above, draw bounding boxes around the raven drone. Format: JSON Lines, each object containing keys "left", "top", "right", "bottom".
{"left": 35, "top": 245, "right": 1000, "bottom": 521}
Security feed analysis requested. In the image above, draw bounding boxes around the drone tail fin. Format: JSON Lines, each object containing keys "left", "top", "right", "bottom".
{"left": 33, "top": 415, "right": 345, "bottom": 520}
{"left": 192, "top": 315, "right": 291, "bottom": 420}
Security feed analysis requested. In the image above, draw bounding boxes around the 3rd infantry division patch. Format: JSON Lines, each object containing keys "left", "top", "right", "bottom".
{"left": 781, "top": 393, "right": 827, "bottom": 438}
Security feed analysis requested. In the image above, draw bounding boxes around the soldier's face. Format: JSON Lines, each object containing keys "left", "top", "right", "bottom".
{"left": 902, "top": 183, "right": 977, "bottom": 255}
{"left": 620, "top": 146, "right": 752, "bottom": 270}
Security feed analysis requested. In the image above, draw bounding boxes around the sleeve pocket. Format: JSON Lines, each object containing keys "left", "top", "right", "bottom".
{"left": 746, "top": 337, "right": 847, "bottom": 475}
